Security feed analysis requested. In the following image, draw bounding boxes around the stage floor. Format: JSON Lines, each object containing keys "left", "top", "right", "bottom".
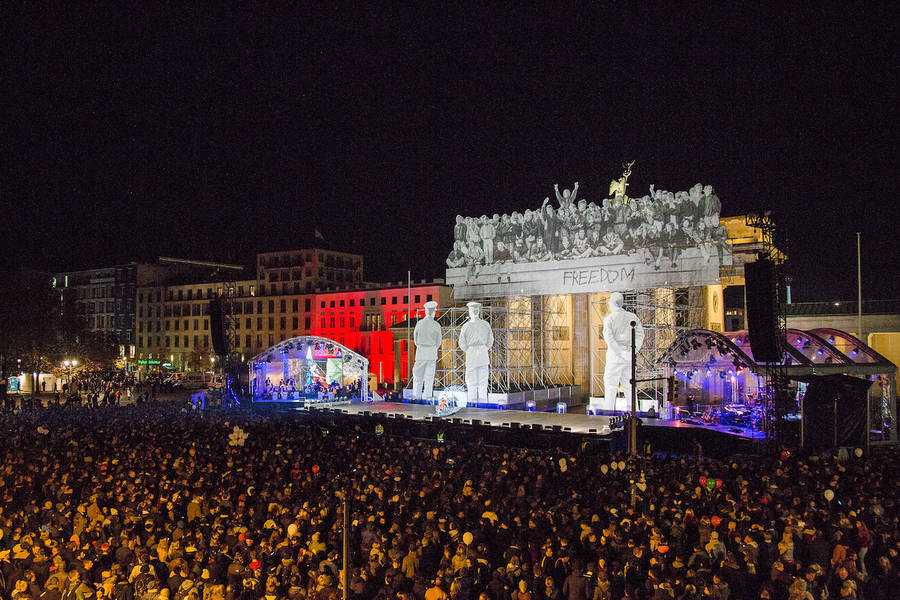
{"left": 298, "top": 401, "right": 766, "bottom": 440}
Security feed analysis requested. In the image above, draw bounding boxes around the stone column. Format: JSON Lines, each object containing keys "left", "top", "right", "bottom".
{"left": 572, "top": 293, "right": 591, "bottom": 401}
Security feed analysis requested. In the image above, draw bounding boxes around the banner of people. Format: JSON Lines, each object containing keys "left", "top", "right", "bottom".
{"left": 446, "top": 180, "right": 732, "bottom": 298}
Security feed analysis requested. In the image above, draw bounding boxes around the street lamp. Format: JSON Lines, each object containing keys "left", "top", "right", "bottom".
{"left": 62, "top": 360, "right": 78, "bottom": 391}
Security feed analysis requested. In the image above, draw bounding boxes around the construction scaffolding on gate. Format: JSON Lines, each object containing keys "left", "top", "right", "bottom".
{"left": 430, "top": 295, "right": 575, "bottom": 392}
{"left": 590, "top": 287, "right": 704, "bottom": 405}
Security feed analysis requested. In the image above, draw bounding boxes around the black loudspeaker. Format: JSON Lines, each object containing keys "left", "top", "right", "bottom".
{"left": 209, "top": 299, "right": 227, "bottom": 356}
{"left": 745, "top": 258, "right": 780, "bottom": 363}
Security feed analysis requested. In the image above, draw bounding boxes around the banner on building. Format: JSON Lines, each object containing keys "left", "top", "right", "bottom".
{"left": 446, "top": 179, "right": 732, "bottom": 299}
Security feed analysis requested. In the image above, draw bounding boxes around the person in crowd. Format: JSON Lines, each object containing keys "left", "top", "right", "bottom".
{"left": 1, "top": 401, "right": 898, "bottom": 600}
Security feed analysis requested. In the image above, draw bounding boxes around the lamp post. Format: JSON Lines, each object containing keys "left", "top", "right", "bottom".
{"left": 630, "top": 321, "right": 638, "bottom": 457}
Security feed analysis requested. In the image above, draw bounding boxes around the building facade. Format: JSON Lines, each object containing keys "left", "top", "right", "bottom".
{"left": 54, "top": 259, "right": 246, "bottom": 360}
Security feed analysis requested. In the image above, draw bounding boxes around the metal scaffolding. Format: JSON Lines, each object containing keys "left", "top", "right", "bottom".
{"left": 431, "top": 295, "right": 575, "bottom": 393}
{"left": 590, "top": 287, "right": 703, "bottom": 403}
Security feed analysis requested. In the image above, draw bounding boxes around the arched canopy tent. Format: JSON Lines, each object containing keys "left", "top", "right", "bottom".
{"left": 665, "top": 328, "right": 896, "bottom": 378}
{"left": 663, "top": 328, "right": 896, "bottom": 444}
{"left": 249, "top": 336, "right": 369, "bottom": 402}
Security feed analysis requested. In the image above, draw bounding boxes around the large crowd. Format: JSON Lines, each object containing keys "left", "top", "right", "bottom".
{"left": 1, "top": 401, "right": 898, "bottom": 600}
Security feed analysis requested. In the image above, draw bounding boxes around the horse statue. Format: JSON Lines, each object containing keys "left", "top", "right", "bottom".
{"left": 608, "top": 160, "right": 635, "bottom": 202}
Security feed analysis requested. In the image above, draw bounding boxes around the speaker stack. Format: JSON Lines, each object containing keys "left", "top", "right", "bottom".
{"left": 744, "top": 257, "right": 781, "bottom": 363}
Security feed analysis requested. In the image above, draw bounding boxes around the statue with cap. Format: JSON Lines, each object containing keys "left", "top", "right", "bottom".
{"left": 458, "top": 301, "right": 494, "bottom": 404}
{"left": 412, "top": 301, "right": 442, "bottom": 400}
{"left": 602, "top": 292, "right": 644, "bottom": 412}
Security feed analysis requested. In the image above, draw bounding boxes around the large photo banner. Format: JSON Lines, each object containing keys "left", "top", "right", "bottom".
{"left": 446, "top": 179, "right": 732, "bottom": 298}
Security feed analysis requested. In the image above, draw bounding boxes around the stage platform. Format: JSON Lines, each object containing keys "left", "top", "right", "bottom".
{"left": 254, "top": 399, "right": 766, "bottom": 441}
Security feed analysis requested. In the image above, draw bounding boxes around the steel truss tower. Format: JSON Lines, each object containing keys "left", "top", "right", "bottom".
{"left": 590, "top": 288, "right": 703, "bottom": 404}
{"left": 431, "top": 295, "right": 575, "bottom": 392}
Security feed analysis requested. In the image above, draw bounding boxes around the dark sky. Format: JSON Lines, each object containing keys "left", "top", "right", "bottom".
{"left": 3, "top": 5, "right": 897, "bottom": 300}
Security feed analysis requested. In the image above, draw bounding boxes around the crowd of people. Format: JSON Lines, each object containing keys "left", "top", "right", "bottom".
{"left": 1, "top": 401, "right": 898, "bottom": 600}
{"left": 446, "top": 183, "right": 728, "bottom": 271}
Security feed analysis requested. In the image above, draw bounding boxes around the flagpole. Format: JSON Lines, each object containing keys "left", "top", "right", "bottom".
{"left": 407, "top": 270, "right": 412, "bottom": 389}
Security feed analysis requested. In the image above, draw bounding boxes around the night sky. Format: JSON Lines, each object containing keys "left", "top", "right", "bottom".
{"left": 4, "top": 5, "right": 897, "bottom": 300}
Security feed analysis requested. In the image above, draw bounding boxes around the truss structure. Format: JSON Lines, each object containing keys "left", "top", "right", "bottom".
{"left": 431, "top": 295, "right": 575, "bottom": 393}
{"left": 590, "top": 288, "right": 703, "bottom": 403}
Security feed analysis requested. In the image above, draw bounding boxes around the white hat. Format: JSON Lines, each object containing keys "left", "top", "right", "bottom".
{"left": 423, "top": 301, "right": 438, "bottom": 310}
{"left": 466, "top": 301, "right": 482, "bottom": 309}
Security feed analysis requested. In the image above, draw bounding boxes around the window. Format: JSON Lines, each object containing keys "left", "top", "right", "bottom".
{"left": 415, "top": 295, "right": 421, "bottom": 304}
{"left": 166, "top": 321, "right": 171, "bottom": 331}
{"left": 340, "top": 317, "right": 345, "bottom": 327}
{"left": 426, "top": 294, "right": 433, "bottom": 302}
{"left": 304, "top": 317, "right": 310, "bottom": 329}
{"left": 193, "top": 320, "right": 198, "bottom": 330}
{"left": 177, "top": 290, "right": 183, "bottom": 300}
{"left": 381, "top": 298, "right": 386, "bottom": 305}
{"left": 268, "top": 317, "right": 274, "bottom": 329}
{"left": 280, "top": 317, "right": 286, "bottom": 329}
{"left": 245, "top": 335, "right": 251, "bottom": 348}
{"left": 256, "top": 334, "right": 262, "bottom": 348}
{"left": 304, "top": 299, "right": 311, "bottom": 312}
{"left": 320, "top": 318, "right": 325, "bottom": 328}
{"left": 174, "top": 336, "right": 179, "bottom": 347}
{"left": 392, "top": 296, "right": 397, "bottom": 304}
{"left": 349, "top": 316, "right": 355, "bottom": 328}
{"left": 256, "top": 301, "right": 262, "bottom": 314}
{"left": 193, "top": 335, "right": 198, "bottom": 347}
{"left": 292, "top": 299, "right": 298, "bottom": 312}
{"left": 330, "top": 317, "right": 335, "bottom": 328}
{"left": 183, "top": 335, "right": 188, "bottom": 347}
{"left": 321, "top": 301, "right": 325, "bottom": 308}
{"left": 280, "top": 299, "right": 286, "bottom": 313}
{"left": 203, "top": 335, "right": 209, "bottom": 348}
{"left": 187, "top": 290, "right": 193, "bottom": 300}
{"left": 349, "top": 299, "right": 355, "bottom": 307}
{"left": 245, "top": 318, "right": 251, "bottom": 329}
{"left": 330, "top": 300, "right": 335, "bottom": 308}
{"left": 403, "top": 296, "right": 408, "bottom": 304}
{"left": 184, "top": 320, "right": 188, "bottom": 330}
{"left": 268, "top": 300, "right": 275, "bottom": 313}
{"left": 257, "top": 317, "right": 262, "bottom": 329}
{"left": 203, "top": 320, "right": 208, "bottom": 330}
{"left": 339, "top": 300, "right": 345, "bottom": 307}
{"left": 137, "top": 336, "right": 142, "bottom": 347}
{"left": 165, "top": 336, "right": 170, "bottom": 347}
{"left": 245, "top": 301, "right": 253, "bottom": 314}
{"left": 138, "top": 322, "right": 143, "bottom": 333}
{"left": 291, "top": 316, "right": 298, "bottom": 329}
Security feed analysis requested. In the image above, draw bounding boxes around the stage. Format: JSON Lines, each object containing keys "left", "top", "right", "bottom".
{"left": 253, "top": 398, "right": 765, "bottom": 440}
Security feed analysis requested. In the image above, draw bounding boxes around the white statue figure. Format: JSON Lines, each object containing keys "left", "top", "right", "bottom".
{"left": 412, "top": 301, "right": 442, "bottom": 400}
{"left": 458, "top": 301, "right": 494, "bottom": 404}
{"left": 602, "top": 292, "right": 644, "bottom": 412}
